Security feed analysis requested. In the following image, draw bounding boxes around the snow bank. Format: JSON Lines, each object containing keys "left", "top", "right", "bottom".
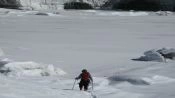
{"left": 144, "top": 50, "right": 165, "bottom": 62}
{"left": 0, "top": 8, "right": 60, "bottom": 16}
{"left": 0, "top": 58, "right": 11, "bottom": 64}
{"left": 132, "top": 49, "right": 165, "bottom": 62}
{"left": 0, "top": 8, "right": 10, "bottom": 15}
{"left": 35, "top": 11, "right": 60, "bottom": 16}
{"left": 108, "top": 75, "right": 150, "bottom": 85}
{"left": 0, "top": 61, "right": 66, "bottom": 77}
{"left": 155, "top": 11, "right": 174, "bottom": 16}
{"left": 157, "top": 47, "right": 175, "bottom": 60}
{"left": 132, "top": 48, "right": 175, "bottom": 62}
{"left": 97, "top": 11, "right": 149, "bottom": 16}
{"left": 142, "top": 75, "right": 175, "bottom": 84}
{"left": 157, "top": 48, "right": 175, "bottom": 55}
{"left": 94, "top": 77, "right": 143, "bottom": 98}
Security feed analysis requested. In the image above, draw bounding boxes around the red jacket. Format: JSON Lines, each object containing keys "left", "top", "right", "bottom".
{"left": 76, "top": 71, "right": 93, "bottom": 81}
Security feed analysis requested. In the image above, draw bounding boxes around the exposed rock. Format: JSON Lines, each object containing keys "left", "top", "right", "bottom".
{"left": 64, "top": 2, "right": 93, "bottom": 9}
{"left": 0, "top": 0, "right": 21, "bottom": 9}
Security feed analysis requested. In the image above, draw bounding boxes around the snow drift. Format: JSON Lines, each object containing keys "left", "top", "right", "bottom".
{"left": 132, "top": 48, "right": 175, "bottom": 62}
{"left": 0, "top": 60, "right": 66, "bottom": 77}
{"left": 142, "top": 75, "right": 175, "bottom": 84}
{"left": 132, "top": 49, "right": 165, "bottom": 62}
{"left": 97, "top": 11, "right": 148, "bottom": 16}
{"left": 0, "top": 8, "right": 60, "bottom": 16}
{"left": 108, "top": 75, "right": 150, "bottom": 85}
{"left": 157, "top": 48, "right": 175, "bottom": 60}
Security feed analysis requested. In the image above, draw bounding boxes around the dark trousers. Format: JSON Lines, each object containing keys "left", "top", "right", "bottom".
{"left": 79, "top": 79, "right": 90, "bottom": 91}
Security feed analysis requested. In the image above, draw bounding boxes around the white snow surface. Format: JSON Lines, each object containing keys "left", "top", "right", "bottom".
{"left": 143, "top": 75, "right": 175, "bottom": 84}
{"left": 1, "top": 61, "right": 66, "bottom": 77}
{"left": 134, "top": 49, "right": 165, "bottom": 62}
{"left": 0, "top": 8, "right": 175, "bottom": 98}
{"left": 133, "top": 48, "right": 175, "bottom": 62}
{"left": 97, "top": 11, "right": 149, "bottom": 16}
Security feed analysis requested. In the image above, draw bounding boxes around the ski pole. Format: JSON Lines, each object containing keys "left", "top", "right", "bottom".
{"left": 90, "top": 81, "right": 97, "bottom": 98}
{"left": 91, "top": 80, "right": 94, "bottom": 91}
{"left": 72, "top": 79, "right": 76, "bottom": 90}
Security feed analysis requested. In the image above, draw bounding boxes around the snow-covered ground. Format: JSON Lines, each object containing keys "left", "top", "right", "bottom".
{"left": 0, "top": 8, "right": 175, "bottom": 98}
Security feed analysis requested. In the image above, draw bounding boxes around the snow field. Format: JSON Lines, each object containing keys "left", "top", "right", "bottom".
{"left": 0, "top": 75, "right": 146, "bottom": 98}
{"left": 0, "top": 7, "right": 175, "bottom": 98}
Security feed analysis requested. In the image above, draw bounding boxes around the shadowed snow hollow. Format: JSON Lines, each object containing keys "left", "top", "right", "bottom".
{"left": 108, "top": 75, "right": 150, "bottom": 85}
{"left": 0, "top": 61, "right": 66, "bottom": 77}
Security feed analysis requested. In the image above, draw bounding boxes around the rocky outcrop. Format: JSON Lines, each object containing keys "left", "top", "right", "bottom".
{"left": 102, "top": 0, "right": 175, "bottom": 11}
{"left": 64, "top": 2, "right": 93, "bottom": 9}
{"left": 0, "top": 0, "right": 21, "bottom": 9}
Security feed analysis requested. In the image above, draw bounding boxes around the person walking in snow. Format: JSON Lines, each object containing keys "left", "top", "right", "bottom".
{"left": 75, "top": 69, "right": 93, "bottom": 91}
